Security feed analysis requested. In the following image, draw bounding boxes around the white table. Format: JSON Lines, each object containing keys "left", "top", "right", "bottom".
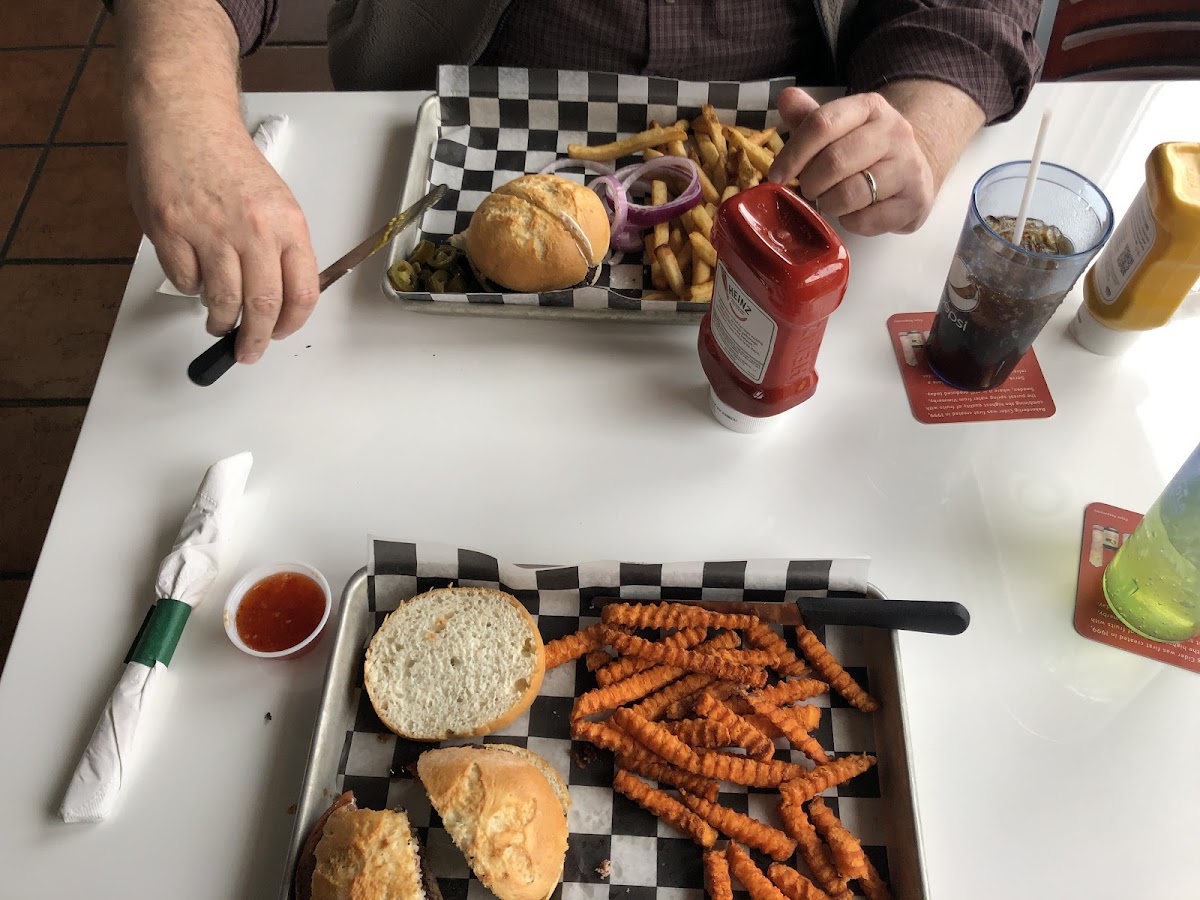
{"left": 1, "top": 81, "right": 1197, "bottom": 900}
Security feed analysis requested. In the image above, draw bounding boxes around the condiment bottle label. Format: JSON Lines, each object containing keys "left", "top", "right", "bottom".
{"left": 1092, "top": 185, "right": 1157, "bottom": 304}
{"left": 709, "top": 261, "right": 778, "bottom": 384}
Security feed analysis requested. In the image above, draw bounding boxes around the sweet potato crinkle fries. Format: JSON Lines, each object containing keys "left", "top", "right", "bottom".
{"left": 543, "top": 600, "right": 891, "bottom": 900}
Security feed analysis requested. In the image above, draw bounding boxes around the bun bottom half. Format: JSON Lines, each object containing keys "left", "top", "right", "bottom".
{"left": 294, "top": 792, "right": 441, "bottom": 900}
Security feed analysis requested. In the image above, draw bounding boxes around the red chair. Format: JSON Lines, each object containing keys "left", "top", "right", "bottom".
{"left": 1042, "top": 0, "right": 1200, "bottom": 80}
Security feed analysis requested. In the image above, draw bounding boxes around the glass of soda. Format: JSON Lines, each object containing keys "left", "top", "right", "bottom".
{"left": 925, "top": 161, "right": 1114, "bottom": 391}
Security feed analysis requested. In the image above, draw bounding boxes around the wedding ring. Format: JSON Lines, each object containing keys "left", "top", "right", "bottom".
{"left": 862, "top": 169, "right": 879, "bottom": 205}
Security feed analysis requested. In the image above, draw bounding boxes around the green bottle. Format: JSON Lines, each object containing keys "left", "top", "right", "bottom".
{"left": 1104, "top": 442, "right": 1200, "bottom": 642}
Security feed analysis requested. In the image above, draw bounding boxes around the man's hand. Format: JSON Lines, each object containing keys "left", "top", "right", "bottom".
{"left": 118, "top": 0, "right": 319, "bottom": 364}
{"left": 128, "top": 116, "right": 319, "bottom": 363}
{"left": 768, "top": 81, "right": 985, "bottom": 236}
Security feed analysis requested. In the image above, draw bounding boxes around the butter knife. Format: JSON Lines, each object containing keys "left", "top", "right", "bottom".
{"left": 187, "top": 183, "right": 448, "bottom": 386}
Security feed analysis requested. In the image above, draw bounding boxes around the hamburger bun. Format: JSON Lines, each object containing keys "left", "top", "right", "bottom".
{"left": 364, "top": 586, "right": 545, "bottom": 741}
{"left": 417, "top": 745, "right": 570, "bottom": 900}
{"left": 465, "top": 174, "right": 610, "bottom": 292}
{"left": 294, "top": 792, "right": 440, "bottom": 900}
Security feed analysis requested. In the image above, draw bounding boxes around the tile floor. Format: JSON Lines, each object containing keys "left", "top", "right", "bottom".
{"left": 0, "top": 0, "right": 333, "bottom": 673}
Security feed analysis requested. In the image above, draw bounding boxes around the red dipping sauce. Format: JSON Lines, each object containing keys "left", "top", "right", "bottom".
{"left": 698, "top": 183, "right": 849, "bottom": 431}
{"left": 235, "top": 572, "right": 326, "bottom": 653}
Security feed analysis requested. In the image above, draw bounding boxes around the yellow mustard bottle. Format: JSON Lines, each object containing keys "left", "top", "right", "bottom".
{"left": 1070, "top": 142, "right": 1200, "bottom": 355}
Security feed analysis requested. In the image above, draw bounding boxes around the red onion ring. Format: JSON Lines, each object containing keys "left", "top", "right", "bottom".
{"left": 539, "top": 159, "right": 617, "bottom": 178}
{"left": 538, "top": 156, "right": 705, "bottom": 258}
{"left": 614, "top": 155, "right": 695, "bottom": 188}
{"left": 614, "top": 158, "right": 704, "bottom": 227}
{"left": 590, "top": 175, "right": 643, "bottom": 252}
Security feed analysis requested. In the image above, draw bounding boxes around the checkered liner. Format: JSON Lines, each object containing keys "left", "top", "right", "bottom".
{"left": 335, "top": 541, "right": 891, "bottom": 900}
{"left": 394, "top": 66, "right": 793, "bottom": 313}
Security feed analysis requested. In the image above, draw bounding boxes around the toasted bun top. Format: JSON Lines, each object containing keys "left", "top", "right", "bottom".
{"left": 482, "top": 743, "right": 572, "bottom": 816}
{"left": 364, "top": 587, "right": 545, "bottom": 742}
{"left": 309, "top": 805, "right": 426, "bottom": 900}
{"left": 466, "top": 174, "right": 610, "bottom": 292}
{"left": 417, "top": 745, "right": 570, "bottom": 900}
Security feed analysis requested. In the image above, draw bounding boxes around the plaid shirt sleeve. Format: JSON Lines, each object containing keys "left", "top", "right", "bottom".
{"left": 841, "top": 0, "right": 1044, "bottom": 124}
{"left": 103, "top": 0, "right": 278, "bottom": 56}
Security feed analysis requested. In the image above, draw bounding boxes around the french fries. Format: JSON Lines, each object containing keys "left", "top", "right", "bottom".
{"left": 725, "top": 126, "right": 775, "bottom": 177}
{"left": 689, "top": 231, "right": 718, "bottom": 268}
{"left": 688, "top": 205, "right": 715, "bottom": 242}
{"left": 745, "top": 693, "right": 828, "bottom": 765}
{"left": 695, "top": 165, "right": 721, "bottom": 205}
{"left": 778, "top": 801, "right": 853, "bottom": 900}
{"left": 656, "top": 246, "right": 689, "bottom": 301}
{"left": 738, "top": 151, "right": 760, "bottom": 191}
{"left": 615, "top": 752, "right": 720, "bottom": 803}
{"left": 631, "top": 671, "right": 718, "bottom": 721}
{"left": 745, "top": 704, "right": 821, "bottom": 739}
{"left": 544, "top": 623, "right": 608, "bottom": 670}
{"left": 745, "top": 623, "right": 812, "bottom": 679}
{"left": 780, "top": 754, "right": 878, "bottom": 805}
{"left": 808, "top": 797, "right": 869, "bottom": 881}
{"left": 614, "top": 770, "right": 718, "bottom": 848}
{"left": 725, "top": 842, "right": 791, "bottom": 900}
{"left": 569, "top": 105, "right": 792, "bottom": 302}
{"left": 653, "top": 180, "right": 671, "bottom": 249}
{"left": 793, "top": 624, "right": 880, "bottom": 712}
{"left": 541, "top": 600, "right": 892, "bottom": 900}
{"left": 768, "top": 862, "right": 834, "bottom": 900}
{"left": 680, "top": 791, "right": 797, "bottom": 861}
{"left": 584, "top": 648, "right": 614, "bottom": 671}
{"left": 572, "top": 662, "right": 690, "bottom": 719}
{"left": 596, "top": 625, "right": 707, "bottom": 687}
{"left": 602, "top": 601, "right": 756, "bottom": 631}
{"left": 693, "top": 690, "right": 776, "bottom": 761}
{"left": 567, "top": 126, "right": 688, "bottom": 161}
{"left": 704, "top": 851, "right": 735, "bottom": 900}
{"left": 662, "top": 717, "right": 733, "bottom": 748}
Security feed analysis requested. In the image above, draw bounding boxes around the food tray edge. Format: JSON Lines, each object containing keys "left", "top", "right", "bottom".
{"left": 379, "top": 94, "right": 705, "bottom": 324}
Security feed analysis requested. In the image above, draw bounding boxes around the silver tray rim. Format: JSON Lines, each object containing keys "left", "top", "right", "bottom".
{"left": 379, "top": 94, "right": 706, "bottom": 324}
{"left": 277, "top": 566, "right": 931, "bottom": 900}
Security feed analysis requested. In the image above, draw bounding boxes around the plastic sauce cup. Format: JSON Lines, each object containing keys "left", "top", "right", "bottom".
{"left": 223, "top": 562, "right": 332, "bottom": 660}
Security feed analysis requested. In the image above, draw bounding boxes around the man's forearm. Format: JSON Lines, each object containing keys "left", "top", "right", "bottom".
{"left": 117, "top": 0, "right": 244, "bottom": 137}
{"left": 880, "top": 80, "right": 986, "bottom": 192}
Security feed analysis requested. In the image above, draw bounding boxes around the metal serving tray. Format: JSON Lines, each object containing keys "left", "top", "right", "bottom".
{"left": 381, "top": 95, "right": 705, "bottom": 323}
{"left": 278, "top": 568, "right": 929, "bottom": 900}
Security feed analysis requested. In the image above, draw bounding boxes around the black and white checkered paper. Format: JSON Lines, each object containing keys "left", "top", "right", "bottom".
{"left": 334, "top": 541, "right": 891, "bottom": 900}
{"left": 395, "top": 66, "right": 792, "bottom": 314}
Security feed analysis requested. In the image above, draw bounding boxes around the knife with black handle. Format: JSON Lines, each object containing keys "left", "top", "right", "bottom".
{"left": 187, "top": 183, "right": 448, "bottom": 387}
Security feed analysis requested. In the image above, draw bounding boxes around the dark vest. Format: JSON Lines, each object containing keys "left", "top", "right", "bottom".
{"left": 327, "top": 0, "right": 858, "bottom": 90}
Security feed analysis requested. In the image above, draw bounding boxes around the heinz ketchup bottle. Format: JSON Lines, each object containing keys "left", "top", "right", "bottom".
{"left": 698, "top": 183, "right": 849, "bottom": 432}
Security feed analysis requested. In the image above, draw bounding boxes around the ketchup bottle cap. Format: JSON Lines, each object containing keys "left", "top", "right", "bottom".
{"left": 708, "top": 387, "right": 784, "bottom": 433}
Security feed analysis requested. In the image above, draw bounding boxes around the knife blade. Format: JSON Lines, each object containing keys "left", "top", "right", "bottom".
{"left": 186, "top": 183, "right": 448, "bottom": 387}
{"left": 591, "top": 595, "right": 970, "bottom": 635}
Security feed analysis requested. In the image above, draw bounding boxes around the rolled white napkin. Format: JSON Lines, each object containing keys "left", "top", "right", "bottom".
{"left": 60, "top": 451, "right": 254, "bottom": 823}
{"left": 157, "top": 115, "right": 291, "bottom": 297}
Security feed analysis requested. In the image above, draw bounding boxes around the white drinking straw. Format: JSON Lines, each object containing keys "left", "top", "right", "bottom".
{"left": 1011, "top": 108, "right": 1053, "bottom": 250}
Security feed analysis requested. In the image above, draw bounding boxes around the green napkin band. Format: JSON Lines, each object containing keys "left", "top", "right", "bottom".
{"left": 125, "top": 598, "right": 192, "bottom": 667}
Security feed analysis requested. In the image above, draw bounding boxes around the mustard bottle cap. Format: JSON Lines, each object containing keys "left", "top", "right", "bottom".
{"left": 1069, "top": 302, "right": 1142, "bottom": 355}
